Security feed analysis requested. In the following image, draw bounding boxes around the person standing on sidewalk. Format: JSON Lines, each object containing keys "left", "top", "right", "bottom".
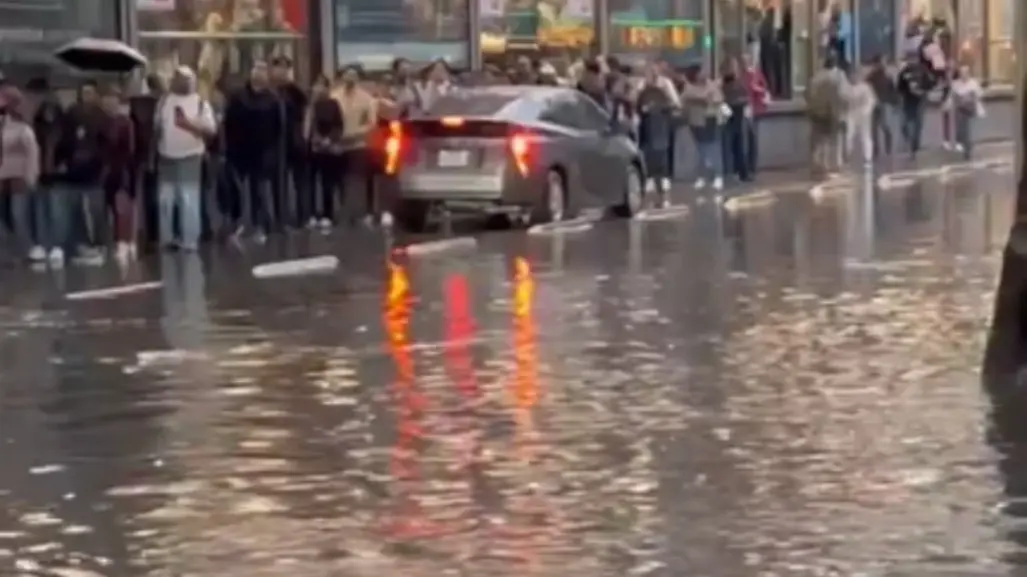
{"left": 332, "top": 65, "right": 378, "bottom": 225}
{"left": 155, "top": 66, "right": 217, "bottom": 252}
{"left": 637, "top": 63, "right": 677, "bottom": 207}
{"left": 224, "top": 61, "right": 286, "bottom": 242}
{"left": 27, "top": 78, "right": 67, "bottom": 266}
{"left": 55, "top": 81, "right": 108, "bottom": 265}
{"left": 0, "top": 87, "right": 41, "bottom": 264}
{"left": 896, "top": 52, "right": 931, "bottom": 159}
{"left": 948, "top": 64, "right": 984, "bottom": 160}
{"left": 806, "top": 56, "right": 847, "bottom": 177}
{"left": 740, "top": 54, "right": 769, "bottom": 178}
{"left": 305, "top": 74, "right": 345, "bottom": 229}
{"left": 843, "top": 65, "right": 876, "bottom": 167}
{"left": 98, "top": 86, "right": 137, "bottom": 262}
{"left": 720, "top": 58, "right": 751, "bottom": 183}
{"left": 681, "top": 66, "right": 725, "bottom": 192}
{"left": 269, "top": 56, "right": 308, "bottom": 229}
{"left": 129, "top": 73, "right": 164, "bottom": 252}
{"left": 866, "top": 55, "right": 897, "bottom": 159}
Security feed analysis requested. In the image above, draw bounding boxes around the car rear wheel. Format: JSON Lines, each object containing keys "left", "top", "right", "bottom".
{"left": 394, "top": 200, "right": 430, "bottom": 233}
{"left": 613, "top": 163, "right": 644, "bottom": 218}
{"left": 531, "top": 169, "right": 567, "bottom": 224}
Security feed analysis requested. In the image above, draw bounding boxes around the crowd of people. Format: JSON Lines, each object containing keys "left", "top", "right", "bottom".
{"left": 0, "top": 27, "right": 986, "bottom": 269}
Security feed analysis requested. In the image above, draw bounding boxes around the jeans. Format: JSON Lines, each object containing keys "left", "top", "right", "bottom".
{"left": 35, "top": 185, "right": 74, "bottom": 251}
{"left": 691, "top": 120, "right": 722, "bottom": 180}
{"left": 746, "top": 116, "right": 760, "bottom": 175}
{"left": 157, "top": 155, "right": 204, "bottom": 249}
{"left": 954, "top": 108, "right": 974, "bottom": 159}
{"left": 900, "top": 103, "right": 925, "bottom": 156}
{"left": 232, "top": 162, "right": 278, "bottom": 234}
{"left": 722, "top": 113, "right": 749, "bottom": 181}
{"left": 66, "top": 184, "right": 108, "bottom": 249}
{"left": 871, "top": 104, "right": 894, "bottom": 157}
{"left": 310, "top": 153, "right": 343, "bottom": 221}
{"left": 845, "top": 117, "right": 874, "bottom": 165}
{"left": 3, "top": 183, "right": 43, "bottom": 252}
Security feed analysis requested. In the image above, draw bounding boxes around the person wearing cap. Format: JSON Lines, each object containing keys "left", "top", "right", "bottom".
{"left": 270, "top": 55, "right": 309, "bottom": 228}
{"left": 154, "top": 65, "right": 217, "bottom": 251}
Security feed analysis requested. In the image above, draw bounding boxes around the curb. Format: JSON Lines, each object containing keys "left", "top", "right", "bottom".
{"left": 403, "top": 236, "right": 478, "bottom": 255}
{"left": 252, "top": 255, "right": 340, "bottom": 278}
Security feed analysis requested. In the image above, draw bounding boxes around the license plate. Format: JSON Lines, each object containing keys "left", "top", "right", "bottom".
{"left": 438, "top": 150, "right": 469, "bottom": 167}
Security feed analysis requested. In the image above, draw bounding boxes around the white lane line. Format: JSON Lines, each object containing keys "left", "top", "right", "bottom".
{"left": 634, "top": 205, "right": 691, "bottom": 221}
{"left": 65, "top": 281, "right": 162, "bottom": 301}
{"left": 527, "top": 218, "right": 595, "bottom": 235}
{"left": 252, "top": 255, "right": 339, "bottom": 278}
{"left": 403, "top": 236, "right": 478, "bottom": 255}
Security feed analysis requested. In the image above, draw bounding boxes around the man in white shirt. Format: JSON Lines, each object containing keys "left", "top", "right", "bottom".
{"left": 155, "top": 66, "right": 216, "bottom": 251}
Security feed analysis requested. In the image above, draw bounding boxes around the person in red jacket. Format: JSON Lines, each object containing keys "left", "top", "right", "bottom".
{"left": 740, "top": 54, "right": 769, "bottom": 177}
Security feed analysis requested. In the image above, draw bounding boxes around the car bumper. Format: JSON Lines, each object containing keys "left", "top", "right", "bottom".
{"left": 396, "top": 172, "right": 505, "bottom": 201}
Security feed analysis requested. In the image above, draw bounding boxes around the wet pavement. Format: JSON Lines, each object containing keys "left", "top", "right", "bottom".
{"left": 0, "top": 151, "right": 1023, "bottom": 576}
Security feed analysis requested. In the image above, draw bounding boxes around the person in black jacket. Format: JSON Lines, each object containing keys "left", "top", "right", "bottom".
{"left": 305, "top": 74, "right": 345, "bottom": 228}
{"left": 896, "top": 53, "right": 933, "bottom": 158}
{"left": 866, "top": 55, "right": 898, "bottom": 158}
{"left": 224, "top": 60, "right": 286, "bottom": 242}
{"left": 270, "top": 55, "right": 308, "bottom": 228}
{"left": 129, "top": 73, "right": 163, "bottom": 250}
{"left": 55, "top": 80, "right": 108, "bottom": 264}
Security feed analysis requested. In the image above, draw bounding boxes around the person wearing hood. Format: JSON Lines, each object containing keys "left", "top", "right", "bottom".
{"left": 0, "top": 86, "right": 41, "bottom": 264}
{"left": 270, "top": 55, "right": 309, "bottom": 228}
{"left": 54, "top": 80, "right": 109, "bottom": 264}
{"left": 224, "top": 60, "right": 286, "bottom": 242}
{"left": 155, "top": 66, "right": 216, "bottom": 251}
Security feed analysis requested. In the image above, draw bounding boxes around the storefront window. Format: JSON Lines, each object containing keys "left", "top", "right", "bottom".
{"left": 815, "top": 0, "right": 854, "bottom": 68}
{"left": 0, "top": 0, "right": 120, "bottom": 83}
{"left": 985, "top": 0, "right": 1014, "bottom": 84}
{"left": 857, "top": 0, "right": 896, "bottom": 63}
{"left": 713, "top": 0, "right": 744, "bottom": 71}
{"left": 334, "top": 0, "right": 469, "bottom": 71}
{"left": 138, "top": 0, "right": 308, "bottom": 97}
{"left": 751, "top": 0, "right": 791, "bottom": 98}
{"left": 900, "top": 0, "right": 954, "bottom": 56}
{"left": 957, "top": 0, "right": 984, "bottom": 77}
{"left": 791, "top": 0, "right": 810, "bottom": 93}
{"left": 608, "top": 0, "right": 704, "bottom": 68}
{"left": 480, "top": 0, "right": 595, "bottom": 66}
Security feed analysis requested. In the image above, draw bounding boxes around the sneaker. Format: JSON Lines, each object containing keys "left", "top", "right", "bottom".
{"left": 48, "top": 247, "right": 65, "bottom": 267}
{"left": 942, "top": 141, "right": 953, "bottom": 151}
{"left": 28, "top": 245, "right": 46, "bottom": 261}
{"left": 318, "top": 218, "right": 333, "bottom": 229}
{"left": 660, "top": 178, "right": 672, "bottom": 191}
{"left": 694, "top": 178, "right": 706, "bottom": 190}
{"left": 659, "top": 195, "right": 671, "bottom": 209}
{"left": 712, "top": 177, "right": 724, "bottom": 191}
{"left": 115, "top": 242, "right": 131, "bottom": 262}
{"left": 307, "top": 218, "right": 318, "bottom": 229}
{"left": 644, "top": 178, "right": 656, "bottom": 194}
{"left": 253, "top": 232, "right": 267, "bottom": 244}
{"left": 380, "top": 211, "right": 395, "bottom": 228}
{"left": 954, "top": 143, "right": 965, "bottom": 153}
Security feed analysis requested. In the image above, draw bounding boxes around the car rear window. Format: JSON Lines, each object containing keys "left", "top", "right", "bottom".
{"left": 424, "top": 92, "right": 535, "bottom": 119}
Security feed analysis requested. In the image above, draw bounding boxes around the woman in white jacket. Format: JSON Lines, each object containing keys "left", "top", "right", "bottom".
{"left": 844, "top": 65, "right": 877, "bottom": 166}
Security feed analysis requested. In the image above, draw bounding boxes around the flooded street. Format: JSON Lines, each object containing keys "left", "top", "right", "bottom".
{"left": 0, "top": 163, "right": 1020, "bottom": 576}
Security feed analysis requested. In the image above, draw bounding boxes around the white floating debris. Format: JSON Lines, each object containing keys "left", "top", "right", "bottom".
{"left": 65, "top": 281, "right": 162, "bottom": 301}
{"left": 136, "top": 349, "right": 208, "bottom": 367}
{"left": 29, "top": 464, "right": 65, "bottom": 476}
{"left": 403, "top": 236, "right": 478, "bottom": 255}
{"left": 252, "top": 255, "right": 339, "bottom": 278}
{"left": 722, "top": 190, "right": 773, "bottom": 211}
{"left": 527, "top": 218, "right": 595, "bottom": 235}
{"left": 634, "top": 205, "right": 690, "bottom": 221}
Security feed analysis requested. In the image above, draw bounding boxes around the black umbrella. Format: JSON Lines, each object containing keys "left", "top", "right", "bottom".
{"left": 54, "top": 38, "right": 147, "bottom": 73}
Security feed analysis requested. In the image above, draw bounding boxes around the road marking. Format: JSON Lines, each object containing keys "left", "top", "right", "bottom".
{"left": 402, "top": 236, "right": 478, "bottom": 255}
{"left": 65, "top": 281, "right": 162, "bottom": 301}
{"left": 528, "top": 218, "right": 594, "bottom": 235}
{"left": 252, "top": 255, "right": 340, "bottom": 278}
{"left": 634, "top": 205, "right": 691, "bottom": 221}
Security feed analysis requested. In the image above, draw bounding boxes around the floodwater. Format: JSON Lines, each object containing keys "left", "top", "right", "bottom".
{"left": 0, "top": 164, "right": 1022, "bottom": 576}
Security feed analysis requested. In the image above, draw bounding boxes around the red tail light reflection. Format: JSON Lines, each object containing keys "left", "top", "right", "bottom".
{"left": 444, "top": 274, "right": 480, "bottom": 402}
{"left": 510, "top": 257, "right": 539, "bottom": 457}
{"left": 509, "top": 133, "right": 531, "bottom": 177}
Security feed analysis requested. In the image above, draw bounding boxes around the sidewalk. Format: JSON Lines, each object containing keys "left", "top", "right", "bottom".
{"left": 673, "top": 140, "right": 1014, "bottom": 201}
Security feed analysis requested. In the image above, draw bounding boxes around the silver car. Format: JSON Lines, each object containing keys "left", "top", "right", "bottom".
{"left": 383, "top": 85, "right": 647, "bottom": 232}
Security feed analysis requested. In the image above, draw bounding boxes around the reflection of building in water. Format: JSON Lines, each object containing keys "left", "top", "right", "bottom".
{"left": 136, "top": 0, "right": 309, "bottom": 98}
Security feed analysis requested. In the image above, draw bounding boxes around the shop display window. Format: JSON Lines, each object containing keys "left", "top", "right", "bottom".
{"left": 335, "top": 0, "right": 469, "bottom": 70}
{"left": 480, "top": 0, "right": 596, "bottom": 69}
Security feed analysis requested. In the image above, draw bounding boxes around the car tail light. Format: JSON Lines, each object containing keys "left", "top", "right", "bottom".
{"left": 384, "top": 121, "right": 402, "bottom": 176}
{"left": 509, "top": 133, "right": 531, "bottom": 177}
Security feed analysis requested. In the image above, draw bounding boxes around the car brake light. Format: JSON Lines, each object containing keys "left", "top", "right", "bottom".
{"left": 384, "top": 121, "right": 402, "bottom": 176}
{"left": 509, "top": 133, "right": 530, "bottom": 177}
{"left": 440, "top": 116, "right": 464, "bottom": 127}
